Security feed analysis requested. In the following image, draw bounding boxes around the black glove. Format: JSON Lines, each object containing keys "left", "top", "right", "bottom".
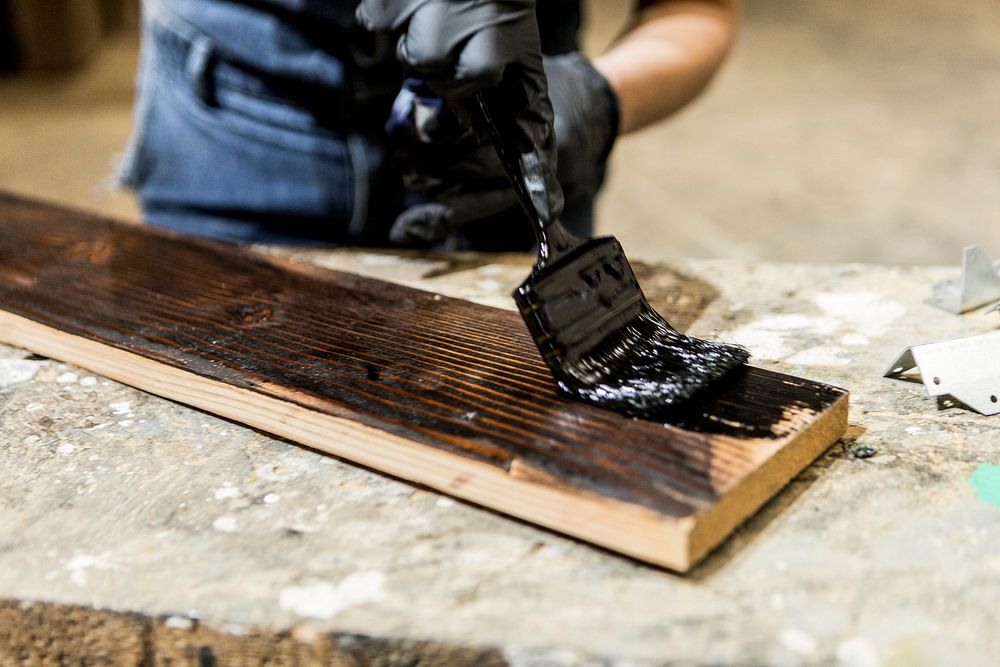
{"left": 385, "top": 52, "right": 619, "bottom": 245}
{"left": 356, "top": 0, "right": 541, "bottom": 96}
{"left": 545, "top": 52, "right": 619, "bottom": 215}
{"left": 356, "top": 0, "right": 564, "bottom": 236}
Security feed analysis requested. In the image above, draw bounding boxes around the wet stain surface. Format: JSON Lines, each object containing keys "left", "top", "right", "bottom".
{"left": 0, "top": 194, "right": 846, "bottom": 517}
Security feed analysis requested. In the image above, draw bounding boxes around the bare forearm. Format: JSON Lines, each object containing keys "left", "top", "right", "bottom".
{"left": 593, "top": 0, "right": 740, "bottom": 134}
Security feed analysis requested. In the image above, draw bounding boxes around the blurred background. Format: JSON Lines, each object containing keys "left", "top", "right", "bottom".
{"left": 1, "top": 0, "right": 998, "bottom": 265}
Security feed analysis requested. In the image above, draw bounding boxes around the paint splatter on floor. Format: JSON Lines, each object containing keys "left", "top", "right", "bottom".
{"left": 969, "top": 464, "right": 1000, "bottom": 510}
{"left": 279, "top": 571, "right": 387, "bottom": 619}
{"left": 0, "top": 359, "right": 39, "bottom": 388}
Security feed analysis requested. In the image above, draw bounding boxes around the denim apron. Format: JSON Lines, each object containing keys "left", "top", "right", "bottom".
{"left": 120, "top": 0, "right": 585, "bottom": 249}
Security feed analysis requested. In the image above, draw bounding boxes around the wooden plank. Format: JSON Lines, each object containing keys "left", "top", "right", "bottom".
{"left": 0, "top": 193, "right": 848, "bottom": 571}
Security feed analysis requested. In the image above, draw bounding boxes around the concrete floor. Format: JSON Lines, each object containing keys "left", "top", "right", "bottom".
{"left": 1, "top": 0, "right": 999, "bottom": 265}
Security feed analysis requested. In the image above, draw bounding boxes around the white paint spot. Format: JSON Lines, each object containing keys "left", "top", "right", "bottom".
{"left": 0, "top": 360, "right": 39, "bottom": 388}
{"left": 785, "top": 346, "right": 851, "bottom": 367}
{"left": 780, "top": 627, "right": 817, "bottom": 656}
{"left": 164, "top": 616, "right": 193, "bottom": 630}
{"left": 56, "top": 372, "right": 78, "bottom": 384}
{"left": 263, "top": 493, "right": 280, "bottom": 504}
{"left": 905, "top": 426, "right": 924, "bottom": 435}
{"left": 117, "top": 420, "right": 134, "bottom": 428}
{"left": 503, "top": 647, "right": 590, "bottom": 667}
{"left": 360, "top": 253, "right": 400, "bottom": 266}
{"left": 64, "top": 553, "right": 111, "bottom": 586}
{"left": 279, "top": 571, "right": 387, "bottom": 620}
{"left": 723, "top": 314, "right": 837, "bottom": 361}
{"left": 815, "top": 291, "right": 905, "bottom": 337}
{"left": 214, "top": 486, "right": 241, "bottom": 500}
{"left": 436, "top": 496, "right": 456, "bottom": 509}
{"left": 56, "top": 443, "right": 75, "bottom": 455}
{"left": 724, "top": 292, "right": 904, "bottom": 363}
{"left": 226, "top": 624, "right": 250, "bottom": 637}
{"left": 25, "top": 402, "right": 43, "bottom": 412}
{"left": 80, "top": 376, "right": 98, "bottom": 387}
{"left": 212, "top": 516, "right": 238, "bottom": 532}
{"left": 88, "top": 422, "right": 111, "bottom": 431}
{"left": 109, "top": 401, "right": 132, "bottom": 415}
{"left": 24, "top": 435, "right": 40, "bottom": 445}
{"left": 836, "top": 637, "right": 880, "bottom": 667}
{"left": 841, "top": 333, "right": 871, "bottom": 346}
{"left": 475, "top": 279, "right": 503, "bottom": 292}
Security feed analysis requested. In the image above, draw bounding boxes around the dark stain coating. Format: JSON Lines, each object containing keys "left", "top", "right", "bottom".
{"left": 0, "top": 194, "right": 846, "bottom": 517}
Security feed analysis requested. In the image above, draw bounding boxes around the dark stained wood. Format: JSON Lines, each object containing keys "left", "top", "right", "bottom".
{"left": 0, "top": 193, "right": 848, "bottom": 570}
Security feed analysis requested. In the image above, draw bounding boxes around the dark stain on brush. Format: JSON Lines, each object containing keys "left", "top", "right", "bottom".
{"left": 474, "top": 87, "right": 748, "bottom": 419}
{"left": 513, "top": 237, "right": 749, "bottom": 419}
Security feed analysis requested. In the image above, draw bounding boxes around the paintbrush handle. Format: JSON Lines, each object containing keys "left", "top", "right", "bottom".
{"left": 473, "top": 90, "right": 578, "bottom": 263}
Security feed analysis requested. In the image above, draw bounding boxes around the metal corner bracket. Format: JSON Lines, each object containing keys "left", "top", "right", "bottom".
{"left": 926, "top": 245, "right": 1000, "bottom": 314}
{"left": 884, "top": 330, "right": 1000, "bottom": 416}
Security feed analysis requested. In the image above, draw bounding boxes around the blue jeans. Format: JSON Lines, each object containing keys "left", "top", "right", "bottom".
{"left": 120, "top": 0, "right": 594, "bottom": 250}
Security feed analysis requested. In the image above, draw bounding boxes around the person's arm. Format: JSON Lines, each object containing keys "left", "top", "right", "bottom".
{"left": 593, "top": 0, "right": 740, "bottom": 134}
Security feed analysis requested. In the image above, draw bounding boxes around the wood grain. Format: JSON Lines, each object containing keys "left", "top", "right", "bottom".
{"left": 0, "top": 193, "right": 848, "bottom": 570}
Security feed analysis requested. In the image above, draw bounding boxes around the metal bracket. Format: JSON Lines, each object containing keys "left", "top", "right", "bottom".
{"left": 926, "top": 245, "right": 1000, "bottom": 314}
{"left": 884, "top": 330, "right": 1000, "bottom": 415}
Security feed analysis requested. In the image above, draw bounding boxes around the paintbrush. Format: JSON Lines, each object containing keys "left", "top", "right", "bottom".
{"left": 473, "top": 87, "right": 750, "bottom": 419}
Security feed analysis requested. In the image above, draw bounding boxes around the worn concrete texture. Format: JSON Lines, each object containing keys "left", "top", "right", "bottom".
{"left": 2, "top": 0, "right": 1000, "bottom": 265}
{"left": 2, "top": 250, "right": 999, "bottom": 665}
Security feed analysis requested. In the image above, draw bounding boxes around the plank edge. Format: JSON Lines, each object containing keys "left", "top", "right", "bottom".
{"left": 0, "top": 310, "right": 696, "bottom": 570}
{"left": 687, "top": 391, "right": 850, "bottom": 565}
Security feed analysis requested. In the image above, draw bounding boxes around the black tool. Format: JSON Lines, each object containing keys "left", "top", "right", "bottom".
{"left": 473, "top": 87, "right": 750, "bottom": 418}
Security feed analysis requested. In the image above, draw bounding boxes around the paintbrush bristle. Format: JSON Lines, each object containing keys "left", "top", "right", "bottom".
{"left": 514, "top": 236, "right": 749, "bottom": 418}
{"left": 551, "top": 302, "right": 749, "bottom": 417}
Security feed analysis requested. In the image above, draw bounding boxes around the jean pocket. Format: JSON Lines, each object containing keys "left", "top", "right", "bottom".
{"left": 128, "top": 14, "right": 357, "bottom": 227}
{"left": 161, "top": 25, "right": 348, "bottom": 157}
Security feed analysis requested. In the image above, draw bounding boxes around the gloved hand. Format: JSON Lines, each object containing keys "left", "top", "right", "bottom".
{"left": 355, "top": 0, "right": 565, "bottom": 238}
{"left": 545, "top": 52, "right": 619, "bottom": 215}
{"left": 385, "top": 52, "right": 619, "bottom": 245}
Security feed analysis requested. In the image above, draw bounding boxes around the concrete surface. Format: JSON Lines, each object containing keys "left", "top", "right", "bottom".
{"left": 2, "top": 0, "right": 1000, "bottom": 265}
{"left": 2, "top": 249, "right": 999, "bottom": 665}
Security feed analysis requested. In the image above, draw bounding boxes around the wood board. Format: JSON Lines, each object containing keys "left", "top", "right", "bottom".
{"left": 0, "top": 193, "right": 848, "bottom": 571}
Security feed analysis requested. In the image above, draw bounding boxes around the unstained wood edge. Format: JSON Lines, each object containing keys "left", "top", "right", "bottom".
{"left": 687, "top": 392, "right": 849, "bottom": 565}
{"left": 0, "top": 309, "right": 845, "bottom": 571}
